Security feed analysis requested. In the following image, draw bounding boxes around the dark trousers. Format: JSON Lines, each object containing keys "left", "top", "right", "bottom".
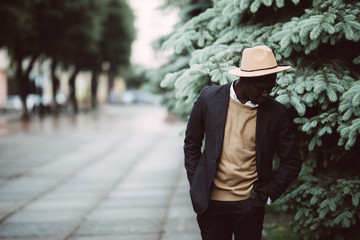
{"left": 197, "top": 199, "right": 265, "bottom": 240}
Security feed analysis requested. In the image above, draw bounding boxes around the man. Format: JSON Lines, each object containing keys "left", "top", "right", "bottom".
{"left": 184, "top": 45, "right": 302, "bottom": 240}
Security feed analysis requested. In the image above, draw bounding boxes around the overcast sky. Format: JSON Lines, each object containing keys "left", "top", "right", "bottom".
{"left": 129, "top": 0, "right": 178, "bottom": 68}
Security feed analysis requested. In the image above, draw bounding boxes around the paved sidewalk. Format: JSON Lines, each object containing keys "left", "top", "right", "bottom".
{"left": 0, "top": 105, "right": 200, "bottom": 240}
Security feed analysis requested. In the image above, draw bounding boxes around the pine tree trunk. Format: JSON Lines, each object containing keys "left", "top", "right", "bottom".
{"left": 68, "top": 67, "right": 80, "bottom": 114}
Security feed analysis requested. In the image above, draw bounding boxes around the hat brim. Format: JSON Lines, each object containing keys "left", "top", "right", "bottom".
{"left": 229, "top": 65, "right": 291, "bottom": 77}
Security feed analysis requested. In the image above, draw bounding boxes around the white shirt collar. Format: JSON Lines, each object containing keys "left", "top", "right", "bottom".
{"left": 230, "top": 81, "right": 258, "bottom": 108}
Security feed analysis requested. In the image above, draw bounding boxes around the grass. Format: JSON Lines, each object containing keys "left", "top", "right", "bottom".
{"left": 264, "top": 225, "right": 296, "bottom": 240}
{"left": 263, "top": 204, "right": 297, "bottom": 240}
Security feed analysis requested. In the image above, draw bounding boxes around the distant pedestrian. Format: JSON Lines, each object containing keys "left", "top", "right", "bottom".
{"left": 184, "top": 45, "right": 302, "bottom": 240}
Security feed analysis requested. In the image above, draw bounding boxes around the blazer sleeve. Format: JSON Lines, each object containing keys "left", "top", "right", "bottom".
{"left": 267, "top": 106, "right": 302, "bottom": 201}
{"left": 184, "top": 88, "right": 206, "bottom": 185}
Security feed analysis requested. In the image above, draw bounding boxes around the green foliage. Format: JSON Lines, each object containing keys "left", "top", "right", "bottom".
{"left": 100, "top": 0, "right": 135, "bottom": 73}
{"left": 154, "top": 0, "right": 360, "bottom": 239}
{"left": 273, "top": 62, "right": 359, "bottom": 152}
{"left": 338, "top": 80, "right": 360, "bottom": 149}
{"left": 147, "top": 0, "right": 212, "bottom": 118}
{"left": 123, "top": 66, "right": 149, "bottom": 89}
{"left": 0, "top": 0, "right": 135, "bottom": 116}
{"left": 278, "top": 177, "right": 360, "bottom": 240}
{"left": 37, "top": 0, "right": 105, "bottom": 68}
{"left": 160, "top": 0, "right": 212, "bottom": 26}
{"left": 0, "top": 1, "right": 32, "bottom": 51}
{"left": 30, "top": 0, "right": 135, "bottom": 72}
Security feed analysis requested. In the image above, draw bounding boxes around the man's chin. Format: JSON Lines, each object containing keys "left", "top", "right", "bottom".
{"left": 255, "top": 98, "right": 267, "bottom": 104}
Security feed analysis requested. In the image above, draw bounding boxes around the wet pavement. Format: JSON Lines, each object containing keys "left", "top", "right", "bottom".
{"left": 0, "top": 104, "right": 201, "bottom": 240}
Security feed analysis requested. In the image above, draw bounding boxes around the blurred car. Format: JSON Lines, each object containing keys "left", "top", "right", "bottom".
{"left": 3, "top": 94, "right": 50, "bottom": 112}
{"left": 3, "top": 95, "right": 22, "bottom": 110}
{"left": 120, "top": 89, "right": 160, "bottom": 105}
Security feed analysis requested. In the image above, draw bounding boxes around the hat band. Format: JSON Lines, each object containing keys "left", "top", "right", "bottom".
{"left": 240, "top": 65, "right": 278, "bottom": 72}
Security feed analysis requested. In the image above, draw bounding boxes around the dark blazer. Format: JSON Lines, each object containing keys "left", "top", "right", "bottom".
{"left": 184, "top": 83, "right": 302, "bottom": 214}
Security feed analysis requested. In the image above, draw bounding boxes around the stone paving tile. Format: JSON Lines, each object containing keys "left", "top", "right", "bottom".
{"left": 107, "top": 189, "right": 172, "bottom": 199}
{"left": 27, "top": 134, "right": 129, "bottom": 178}
{"left": 162, "top": 231, "right": 201, "bottom": 240}
{"left": 39, "top": 188, "right": 104, "bottom": 200}
{"left": 99, "top": 195, "right": 169, "bottom": 208}
{"left": 0, "top": 105, "right": 196, "bottom": 240}
{"left": 116, "top": 180, "right": 177, "bottom": 191}
{"left": 168, "top": 190, "right": 192, "bottom": 206}
{"left": 0, "top": 237, "right": 65, "bottom": 240}
{"left": 74, "top": 219, "right": 163, "bottom": 235}
{"left": 86, "top": 206, "right": 167, "bottom": 221}
{"left": 4, "top": 209, "right": 87, "bottom": 223}
{"left": 25, "top": 199, "right": 95, "bottom": 211}
{"left": 0, "top": 201, "right": 19, "bottom": 217}
{"left": 0, "top": 180, "right": 60, "bottom": 220}
{"left": 69, "top": 233, "right": 159, "bottom": 240}
{"left": 167, "top": 205, "right": 197, "bottom": 218}
{"left": 0, "top": 176, "right": 59, "bottom": 198}
{"left": 159, "top": 166, "right": 203, "bottom": 239}
{"left": 170, "top": 194, "right": 192, "bottom": 206}
{"left": 163, "top": 216, "right": 199, "bottom": 232}
{"left": 114, "top": 181, "right": 174, "bottom": 190}
{"left": 0, "top": 222, "right": 77, "bottom": 238}
{"left": 0, "top": 133, "right": 118, "bottom": 183}
{"left": 0, "top": 134, "right": 84, "bottom": 167}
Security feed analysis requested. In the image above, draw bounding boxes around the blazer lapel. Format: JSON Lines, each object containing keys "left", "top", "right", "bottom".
{"left": 214, "top": 83, "right": 231, "bottom": 161}
{"left": 255, "top": 100, "right": 271, "bottom": 165}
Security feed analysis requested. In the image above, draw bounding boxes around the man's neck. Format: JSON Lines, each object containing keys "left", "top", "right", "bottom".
{"left": 233, "top": 80, "right": 249, "bottom": 104}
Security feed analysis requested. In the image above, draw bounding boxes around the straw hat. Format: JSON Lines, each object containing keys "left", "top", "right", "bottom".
{"left": 229, "top": 45, "right": 291, "bottom": 77}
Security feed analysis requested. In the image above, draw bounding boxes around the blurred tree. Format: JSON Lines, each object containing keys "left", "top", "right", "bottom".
{"left": 1, "top": 0, "right": 135, "bottom": 116}
{"left": 123, "top": 66, "right": 148, "bottom": 89}
{"left": 54, "top": 0, "right": 103, "bottom": 114}
{"left": 33, "top": 1, "right": 71, "bottom": 114}
{"left": 35, "top": 0, "right": 135, "bottom": 112}
{"left": 158, "top": 0, "right": 360, "bottom": 239}
{"left": 33, "top": 0, "right": 101, "bottom": 114}
{"left": 146, "top": 0, "right": 212, "bottom": 119}
{"left": 0, "top": 0, "right": 102, "bottom": 116}
{"left": 92, "top": 0, "right": 135, "bottom": 109}
{"left": 0, "top": 0, "right": 40, "bottom": 119}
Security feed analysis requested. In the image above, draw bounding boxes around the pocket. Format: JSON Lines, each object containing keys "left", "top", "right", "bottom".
{"left": 249, "top": 192, "right": 267, "bottom": 208}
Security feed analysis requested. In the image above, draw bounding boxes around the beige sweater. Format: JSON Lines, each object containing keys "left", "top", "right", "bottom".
{"left": 211, "top": 97, "right": 258, "bottom": 201}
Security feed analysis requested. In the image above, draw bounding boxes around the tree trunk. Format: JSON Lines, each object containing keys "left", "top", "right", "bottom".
{"left": 107, "top": 71, "right": 115, "bottom": 103}
{"left": 68, "top": 67, "right": 80, "bottom": 114}
{"left": 91, "top": 70, "right": 99, "bottom": 109}
{"left": 15, "top": 55, "right": 29, "bottom": 120}
{"left": 50, "top": 59, "right": 60, "bottom": 115}
{"left": 24, "top": 56, "right": 37, "bottom": 81}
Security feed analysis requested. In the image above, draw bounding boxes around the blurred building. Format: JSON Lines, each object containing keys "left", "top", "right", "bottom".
{"left": 0, "top": 49, "right": 10, "bottom": 109}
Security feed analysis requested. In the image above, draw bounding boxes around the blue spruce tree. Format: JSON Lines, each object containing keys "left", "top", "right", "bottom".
{"left": 154, "top": 0, "right": 360, "bottom": 239}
